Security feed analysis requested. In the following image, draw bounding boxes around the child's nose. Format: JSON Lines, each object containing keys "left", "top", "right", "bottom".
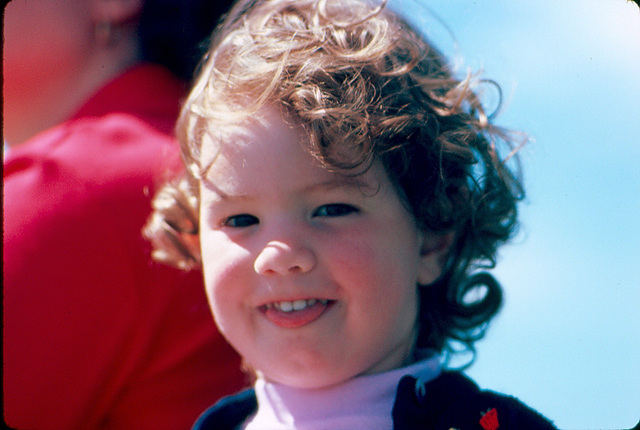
{"left": 254, "top": 241, "right": 316, "bottom": 276}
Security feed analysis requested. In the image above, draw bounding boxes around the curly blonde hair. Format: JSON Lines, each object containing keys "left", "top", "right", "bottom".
{"left": 144, "top": 0, "right": 525, "bottom": 359}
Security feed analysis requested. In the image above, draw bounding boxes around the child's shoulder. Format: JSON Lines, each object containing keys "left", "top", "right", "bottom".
{"left": 192, "top": 372, "right": 557, "bottom": 430}
{"left": 393, "top": 371, "right": 558, "bottom": 430}
{"left": 192, "top": 388, "right": 257, "bottom": 430}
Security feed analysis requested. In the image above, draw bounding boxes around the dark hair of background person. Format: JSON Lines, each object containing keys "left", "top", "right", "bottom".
{"left": 139, "top": 0, "right": 233, "bottom": 81}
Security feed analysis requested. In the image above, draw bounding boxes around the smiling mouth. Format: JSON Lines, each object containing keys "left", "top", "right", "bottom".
{"left": 260, "top": 299, "right": 333, "bottom": 328}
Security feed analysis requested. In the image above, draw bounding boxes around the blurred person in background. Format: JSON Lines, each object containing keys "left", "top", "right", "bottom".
{"left": 2, "top": 0, "right": 246, "bottom": 428}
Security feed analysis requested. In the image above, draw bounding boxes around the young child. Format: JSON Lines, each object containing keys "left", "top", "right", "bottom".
{"left": 145, "top": 0, "right": 558, "bottom": 428}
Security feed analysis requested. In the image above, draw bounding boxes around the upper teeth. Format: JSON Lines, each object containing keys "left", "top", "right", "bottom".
{"left": 270, "top": 299, "right": 327, "bottom": 312}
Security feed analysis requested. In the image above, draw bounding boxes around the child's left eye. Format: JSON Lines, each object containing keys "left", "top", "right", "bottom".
{"left": 313, "top": 203, "right": 359, "bottom": 218}
{"left": 223, "top": 214, "right": 259, "bottom": 228}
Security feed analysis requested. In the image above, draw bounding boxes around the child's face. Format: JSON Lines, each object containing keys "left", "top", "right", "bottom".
{"left": 198, "top": 106, "right": 444, "bottom": 388}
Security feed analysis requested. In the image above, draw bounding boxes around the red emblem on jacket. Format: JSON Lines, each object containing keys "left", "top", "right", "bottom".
{"left": 480, "top": 408, "right": 499, "bottom": 430}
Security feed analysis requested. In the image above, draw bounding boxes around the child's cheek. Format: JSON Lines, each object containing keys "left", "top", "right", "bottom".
{"left": 202, "top": 246, "right": 252, "bottom": 341}
{"left": 324, "top": 234, "right": 385, "bottom": 288}
{"left": 201, "top": 235, "right": 250, "bottom": 306}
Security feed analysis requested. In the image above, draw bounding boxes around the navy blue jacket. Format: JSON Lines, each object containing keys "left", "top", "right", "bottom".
{"left": 193, "top": 371, "right": 557, "bottom": 429}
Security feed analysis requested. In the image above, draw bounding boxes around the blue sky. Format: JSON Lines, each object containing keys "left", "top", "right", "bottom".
{"left": 391, "top": 0, "right": 640, "bottom": 428}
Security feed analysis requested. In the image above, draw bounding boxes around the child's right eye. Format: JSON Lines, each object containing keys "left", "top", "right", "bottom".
{"left": 313, "top": 203, "right": 359, "bottom": 218}
{"left": 223, "top": 214, "right": 259, "bottom": 228}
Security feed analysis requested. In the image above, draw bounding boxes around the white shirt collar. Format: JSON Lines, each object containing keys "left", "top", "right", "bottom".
{"left": 245, "top": 354, "right": 442, "bottom": 430}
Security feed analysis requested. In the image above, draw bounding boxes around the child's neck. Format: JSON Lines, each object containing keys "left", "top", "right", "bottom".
{"left": 245, "top": 354, "right": 441, "bottom": 430}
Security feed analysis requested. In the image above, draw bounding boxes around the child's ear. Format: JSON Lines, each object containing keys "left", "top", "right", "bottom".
{"left": 417, "top": 231, "right": 454, "bottom": 286}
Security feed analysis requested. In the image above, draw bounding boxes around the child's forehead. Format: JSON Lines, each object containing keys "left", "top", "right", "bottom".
{"left": 200, "top": 109, "right": 303, "bottom": 163}
{"left": 197, "top": 104, "right": 388, "bottom": 196}
{"left": 200, "top": 109, "right": 307, "bottom": 179}
{"left": 199, "top": 118, "right": 384, "bottom": 198}
{"left": 200, "top": 148, "right": 382, "bottom": 203}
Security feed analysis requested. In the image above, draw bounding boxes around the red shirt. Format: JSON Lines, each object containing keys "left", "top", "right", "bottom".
{"left": 3, "top": 65, "right": 245, "bottom": 429}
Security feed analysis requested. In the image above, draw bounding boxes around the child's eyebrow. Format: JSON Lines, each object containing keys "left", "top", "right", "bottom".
{"left": 200, "top": 179, "right": 250, "bottom": 202}
{"left": 201, "top": 176, "right": 375, "bottom": 201}
{"left": 301, "top": 177, "right": 374, "bottom": 194}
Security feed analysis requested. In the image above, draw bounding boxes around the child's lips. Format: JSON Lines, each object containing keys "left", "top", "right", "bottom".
{"left": 260, "top": 298, "right": 333, "bottom": 328}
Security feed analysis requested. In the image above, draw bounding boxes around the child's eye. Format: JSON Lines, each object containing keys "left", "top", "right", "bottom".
{"left": 223, "top": 214, "right": 259, "bottom": 228}
{"left": 313, "top": 204, "right": 359, "bottom": 218}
